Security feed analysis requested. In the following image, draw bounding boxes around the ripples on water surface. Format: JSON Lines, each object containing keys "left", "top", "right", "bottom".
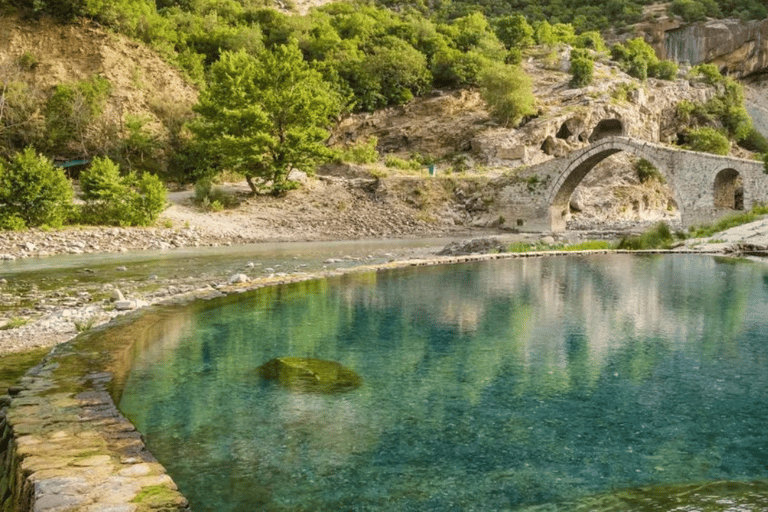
{"left": 118, "top": 254, "right": 768, "bottom": 511}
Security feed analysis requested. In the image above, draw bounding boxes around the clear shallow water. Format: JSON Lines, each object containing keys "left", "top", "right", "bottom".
{"left": 118, "top": 254, "right": 768, "bottom": 511}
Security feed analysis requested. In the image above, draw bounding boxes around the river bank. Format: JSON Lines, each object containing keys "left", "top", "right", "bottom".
{"left": 1, "top": 177, "right": 768, "bottom": 358}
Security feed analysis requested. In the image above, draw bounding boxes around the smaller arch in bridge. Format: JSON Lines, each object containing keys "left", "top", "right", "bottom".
{"left": 713, "top": 168, "right": 744, "bottom": 210}
{"left": 588, "top": 119, "right": 624, "bottom": 143}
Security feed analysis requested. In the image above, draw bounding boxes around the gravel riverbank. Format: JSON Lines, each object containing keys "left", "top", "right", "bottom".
{"left": 2, "top": 180, "right": 768, "bottom": 357}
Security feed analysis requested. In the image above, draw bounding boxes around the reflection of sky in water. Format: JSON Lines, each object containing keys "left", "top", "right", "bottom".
{"left": 118, "top": 255, "right": 768, "bottom": 511}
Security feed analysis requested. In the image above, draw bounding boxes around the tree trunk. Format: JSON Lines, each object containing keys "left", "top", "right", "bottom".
{"left": 245, "top": 175, "right": 258, "bottom": 195}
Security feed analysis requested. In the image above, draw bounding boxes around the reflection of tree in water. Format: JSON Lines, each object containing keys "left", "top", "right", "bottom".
{"left": 119, "top": 255, "right": 768, "bottom": 511}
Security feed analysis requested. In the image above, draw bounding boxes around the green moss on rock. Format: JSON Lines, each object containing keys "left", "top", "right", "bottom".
{"left": 258, "top": 357, "right": 362, "bottom": 393}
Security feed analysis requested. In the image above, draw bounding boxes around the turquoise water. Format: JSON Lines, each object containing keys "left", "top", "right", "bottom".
{"left": 118, "top": 255, "right": 768, "bottom": 511}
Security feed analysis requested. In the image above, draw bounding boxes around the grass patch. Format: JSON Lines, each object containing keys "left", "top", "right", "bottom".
{"left": 0, "top": 347, "right": 50, "bottom": 393}
{"left": 617, "top": 222, "right": 680, "bottom": 250}
{"left": 0, "top": 317, "right": 29, "bottom": 330}
{"left": 689, "top": 204, "right": 768, "bottom": 239}
{"left": 560, "top": 240, "right": 615, "bottom": 251}
{"left": 131, "top": 485, "right": 179, "bottom": 508}
{"left": 508, "top": 242, "right": 539, "bottom": 252}
{"left": 508, "top": 240, "right": 616, "bottom": 253}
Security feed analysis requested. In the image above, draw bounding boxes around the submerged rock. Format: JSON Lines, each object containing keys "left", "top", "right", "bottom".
{"left": 257, "top": 357, "right": 362, "bottom": 393}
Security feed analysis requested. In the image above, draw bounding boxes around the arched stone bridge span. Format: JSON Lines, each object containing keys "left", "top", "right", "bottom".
{"left": 503, "top": 136, "right": 768, "bottom": 232}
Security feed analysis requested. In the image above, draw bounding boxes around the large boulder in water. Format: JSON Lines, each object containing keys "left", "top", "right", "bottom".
{"left": 257, "top": 357, "right": 362, "bottom": 393}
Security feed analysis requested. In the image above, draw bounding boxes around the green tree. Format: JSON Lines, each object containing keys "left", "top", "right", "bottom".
{"left": 354, "top": 37, "right": 431, "bottom": 110}
{"left": 191, "top": 45, "right": 341, "bottom": 194}
{"left": 494, "top": 14, "right": 534, "bottom": 50}
{"left": 479, "top": 62, "right": 536, "bottom": 127}
{"left": 570, "top": 48, "right": 594, "bottom": 88}
{"left": 431, "top": 49, "right": 488, "bottom": 88}
{"left": 0, "top": 147, "right": 73, "bottom": 229}
{"left": 448, "top": 12, "right": 502, "bottom": 56}
{"left": 611, "top": 37, "right": 658, "bottom": 80}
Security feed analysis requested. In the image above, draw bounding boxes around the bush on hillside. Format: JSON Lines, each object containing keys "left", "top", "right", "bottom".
{"left": 44, "top": 76, "right": 111, "bottom": 155}
{"left": 479, "top": 62, "right": 537, "bottom": 127}
{"left": 336, "top": 136, "right": 379, "bottom": 164}
{"left": 493, "top": 14, "right": 534, "bottom": 50}
{"left": 651, "top": 59, "right": 679, "bottom": 80}
{"left": 684, "top": 127, "right": 730, "bottom": 155}
{"left": 431, "top": 49, "right": 488, "bottom": 88}
{"left": 738, "top": 128, "right": 768, "bottom": 154}
{"left": 635, "top": 159, "right": 665, "bottom": 183}
{"left": 569, "top": 48, "right": 594, "bottom": 88}
{"left": 0, "top": 148, "right": 73, "bottom": 229}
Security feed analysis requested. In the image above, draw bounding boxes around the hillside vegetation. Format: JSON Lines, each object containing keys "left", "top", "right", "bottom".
{"left": 0, "top": 0, "right": 766, "bottom": 230}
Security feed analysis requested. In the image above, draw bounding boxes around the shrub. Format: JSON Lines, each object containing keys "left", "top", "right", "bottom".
{"left": 570, "top": 49, "right": 594, "bottom": 88}
{"left": 610, "top": 38, "right": 678, "bottom": 81}
{"left": 193, "top": 178, "right": 239, "bottom": 210}
{"left": 0, "top": 147, "right": 74, "bottom": 229}
{"left": 505, "top": 48, "right": 522, "bottom": 65}
{"left": 690, "top": 63, "right": 722, "bottom": 85}
{"left": 738, "top": 128, "right": 768, "bottom": 154}
{"left": 669, "top": 0, "right": 708, "bottom": 21}
{"left": 479, "top": 62, "right": 536, "bottom": 127}
{"left": 17, "top": 51, "right": 39, "bottom": 70}
{"left": 574, "top": 31, "right": 606, "bottom": 52}
{"left": 44, "top": 76, "right": 111, "bottom": 154}
{"left": 0, "top": 80, "right": 44, "bottom": 156}
{"left": 337, "top": 136, "right": 379, "bottom": 164}
{"left": 651, "top": 59, "right": 679, "bottom": 80}
{"left": 685, "top": 127, "right": 730, "bottom": 155}
{"left": 431, "top": 49, "right": 488, "bottom": 88}
{"left": 384, "top": 155, "right": 421, "bottom": 171}
{"left": 635, "top": 159, "right": 665, "bottom": 183}
{"left": 617, "top": 222, "right": 676, "bottom": 250}
{"left": 79, "top": 156, "right": 167, "bottom": 226}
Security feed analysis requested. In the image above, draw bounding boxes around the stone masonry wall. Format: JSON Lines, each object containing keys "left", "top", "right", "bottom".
{"left": 1, "top": 394, "right": 31, "bottom": 512}
{"left": 0, "top": 307, "right": 193, "bottom": 512}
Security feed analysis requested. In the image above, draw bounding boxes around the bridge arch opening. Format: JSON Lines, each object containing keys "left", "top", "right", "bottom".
{"left": 548, "top": 140, "right": 681, "bottom": 232}
{"left": 713, "top": 168, "right": 744, "bottom": 210}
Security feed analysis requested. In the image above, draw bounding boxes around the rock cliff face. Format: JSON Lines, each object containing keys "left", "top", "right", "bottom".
{"left": 638, "top": 14, "right": 768, "bottom": 80}
{"left": 662, "top": 18, "right": 768, "bottom": 77}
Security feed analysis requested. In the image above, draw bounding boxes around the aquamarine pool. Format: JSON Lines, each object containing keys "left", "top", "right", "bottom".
{"left": 118, "top": 254, "right": 768, "bottom": 511}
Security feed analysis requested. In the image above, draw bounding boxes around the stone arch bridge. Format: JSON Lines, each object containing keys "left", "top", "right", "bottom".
{"left": 501, "top": 136, "right": 768, "bottom": 232}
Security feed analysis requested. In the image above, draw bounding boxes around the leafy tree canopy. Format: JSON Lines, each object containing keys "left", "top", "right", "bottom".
{"left": 190, "top": 44, "right": 342, "bottom": 194}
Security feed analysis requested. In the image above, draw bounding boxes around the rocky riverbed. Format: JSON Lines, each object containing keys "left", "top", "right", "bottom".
{"left": 1, "top": 177, "right": 768, "bottom": 357}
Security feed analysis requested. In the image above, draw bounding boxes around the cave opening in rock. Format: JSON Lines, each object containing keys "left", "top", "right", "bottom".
{"left": 713, "top": 168, "right": 744, "bottom": 210}
{"left": 588, "top": 119, "right": 624, "bottom": 142}
{"left": 556, "top": 122, "right": 573, "bottom": 140}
